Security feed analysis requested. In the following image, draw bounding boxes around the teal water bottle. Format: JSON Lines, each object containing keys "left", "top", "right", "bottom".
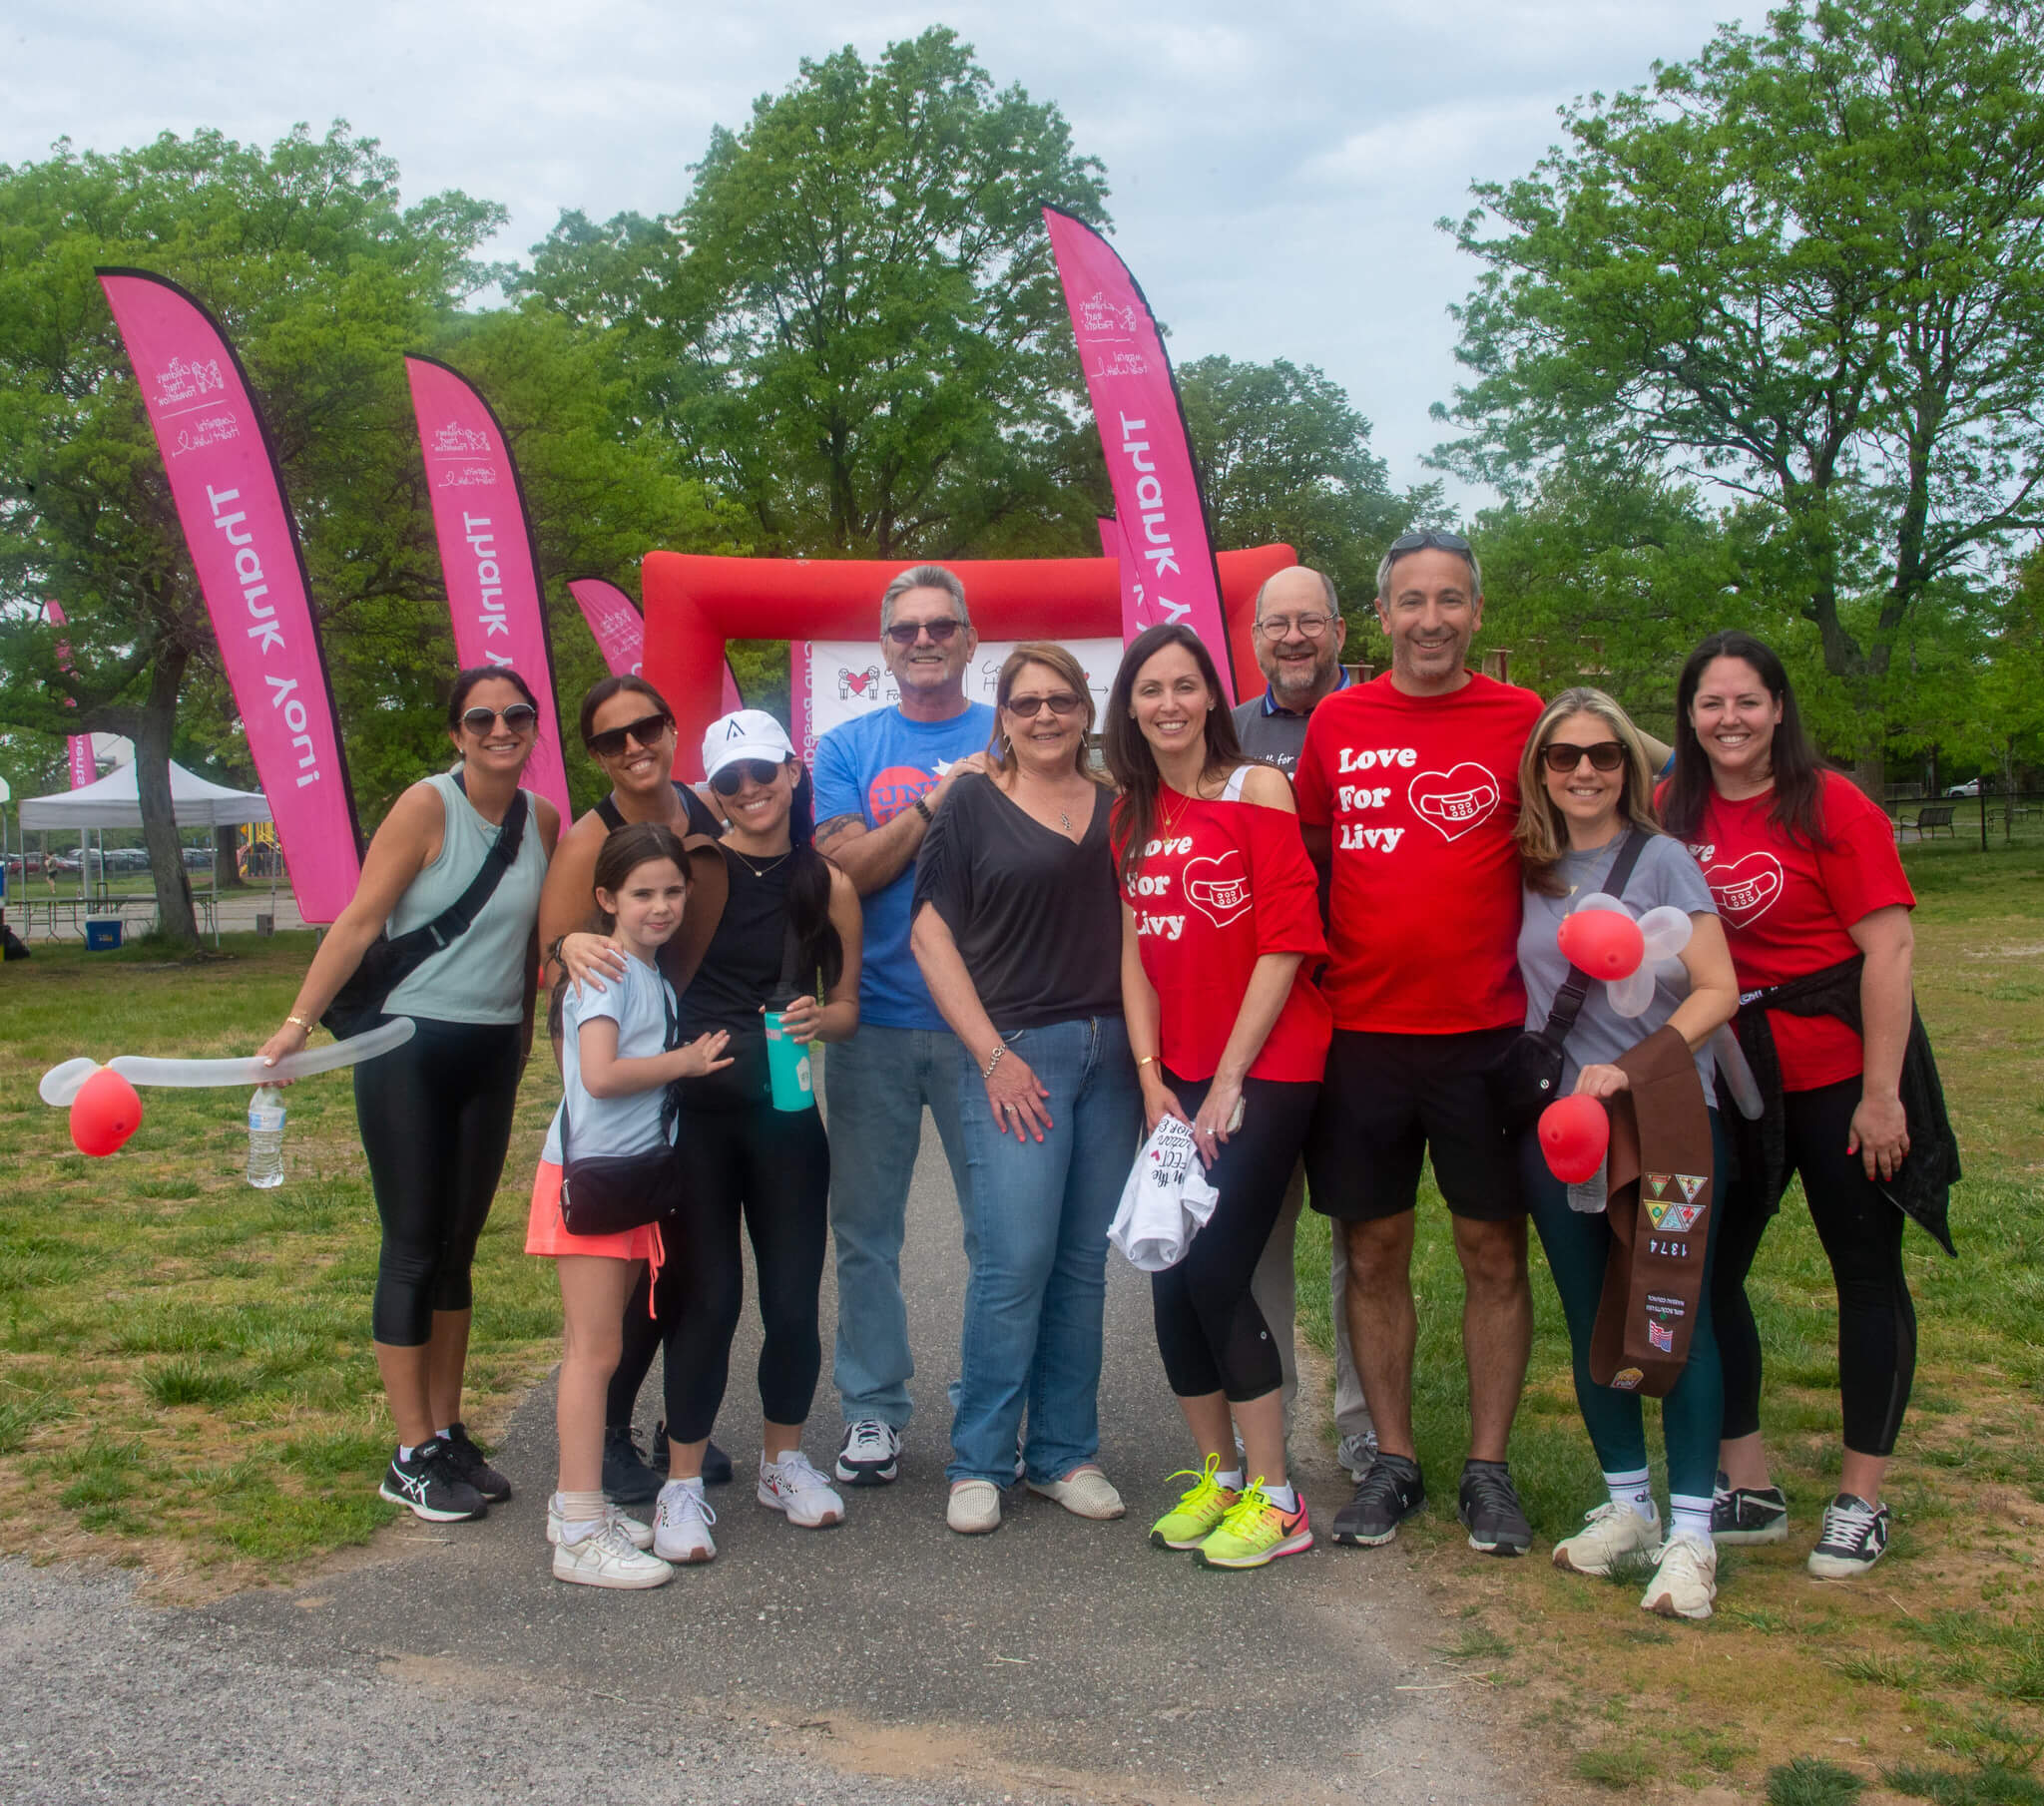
{"left": 763, "top": 993, "right": 816, "bottom": 1113}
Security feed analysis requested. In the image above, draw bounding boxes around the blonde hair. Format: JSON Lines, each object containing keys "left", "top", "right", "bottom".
{"left": 988, "top": 643, "right": 1109, "bottom": 785}
{"left": 1516, "top": 685, "right": 1662, "bottom": 897}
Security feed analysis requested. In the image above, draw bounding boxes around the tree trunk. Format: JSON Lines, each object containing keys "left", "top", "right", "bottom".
{"left": 133, "top": 647, "right": 200, "bottom": 950}
{"left": 214, "top": 824, "right": 248, "bottom": 888}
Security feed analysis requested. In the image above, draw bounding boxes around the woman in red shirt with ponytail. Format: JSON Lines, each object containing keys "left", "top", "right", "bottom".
{"left": 1106, "top": 624, "right": 1332, "bottom": 1572}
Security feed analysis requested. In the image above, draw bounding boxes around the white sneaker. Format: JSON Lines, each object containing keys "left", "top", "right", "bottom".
{"left": 1553, "top": 1500, "right": 1661, "bottom": 1577}
{"left": 834, "top": 1419, "right": 900, "bottom": 1486}
{"left": 1641, "top": 1532, "right": 1719, "bottom": 1619}
{"left": 653, "top": 1478, "right": 718, "bottom": 1563}
{"left": 947, "top": 1478, "right": 1002, "bottom": 1534}
{"left": 552, "top": 1518, "right": 674, "bottom": 1589}
{"left": 547, "top": 1499, "right": 654, "bottom": 1551}
{"left": 1026, "top": 1466, "right": 1126, "bottom": 1520}
{"left": 758, "top": 1449, "right": 844, "bottom": 1528}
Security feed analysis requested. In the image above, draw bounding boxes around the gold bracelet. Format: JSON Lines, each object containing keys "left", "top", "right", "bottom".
{"left": 285, "top": 1014, "right": 314, "bottom": 1032}
{"left": 1135, "top": 1054, "right": 1159, "bottom": 1070}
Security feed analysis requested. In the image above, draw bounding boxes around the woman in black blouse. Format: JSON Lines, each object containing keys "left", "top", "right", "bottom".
{"left": 911, "top": 644, "right": 1142, "bottom": 1537}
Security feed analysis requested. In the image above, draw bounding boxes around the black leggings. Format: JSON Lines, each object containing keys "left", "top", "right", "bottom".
{"left": 1715, "top": 1076, "right": 1917, "bottom": 1457}
{"left": 661, "top": 1104, "right": 830, "bottom": 1443}
{"left": 354, "top": 1018, "right": 523, "bottom": 1347}
{"left": 1151, "top": 1071, "right": 1320, "bottom": 1404}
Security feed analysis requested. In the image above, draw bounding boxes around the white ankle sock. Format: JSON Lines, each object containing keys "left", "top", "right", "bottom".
{"left": 1262, "top": 1482, "right": 1298, "bottom": 1512}
{"left": 1215, "top": 1468, "right": 1245, "bottom": 1492}
{"left": 553, "top": 1489, "right": 607, "bottom": 1541}
{"left": 1668, "top": 1495, "right": 1714, "bottom": 1542}
{"left": 1603, "top": 1468, "right": 1656, "bottom": 1520}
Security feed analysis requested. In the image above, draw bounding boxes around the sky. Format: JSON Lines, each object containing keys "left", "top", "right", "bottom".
{"left": 2, "top": 0, "right": 1746, "bottom": 512}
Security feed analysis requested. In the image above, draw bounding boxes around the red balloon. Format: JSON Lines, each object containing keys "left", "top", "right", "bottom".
{"left": 1539, "top": 1094, "right": 1610, "bottom": 1183}
{"left": 1557, "top": 907, "right": 1646, "bottom": 982}
{"left": 70, "top": 1068, "right": 143, "bottom": 1157}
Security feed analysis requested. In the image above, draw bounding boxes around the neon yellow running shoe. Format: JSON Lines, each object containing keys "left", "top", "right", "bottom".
{"left": 1195, "top": 1480, "right": 1313, "bottom": 1570}
{"left": 1149, "top": 1455, "right": 1238, "bottom": 1551}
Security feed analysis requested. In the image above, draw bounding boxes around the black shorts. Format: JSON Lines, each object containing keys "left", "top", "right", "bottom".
{"left": 1303, "top": 1026, "right": 1523, "bottom": 1223}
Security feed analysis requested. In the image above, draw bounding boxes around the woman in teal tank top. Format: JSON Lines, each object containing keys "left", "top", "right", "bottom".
{"left": 256, "top": 670, "right": 560, "bottom": 1524}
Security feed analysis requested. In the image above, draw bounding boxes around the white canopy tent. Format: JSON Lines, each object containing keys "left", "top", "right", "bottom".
{"left": 20, "top": 757, "right": 271, "bottom": 830}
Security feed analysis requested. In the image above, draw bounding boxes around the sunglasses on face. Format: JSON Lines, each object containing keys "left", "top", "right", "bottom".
{"left": 885, "top": 619, "right": 962, "bottom": 647}
{"left": 1542, "top": 739, "right": 1626, "bottom": 773}
{"left": 586, "top": 710, "right": 674, "bottom": 758}
{"left": 1004, "top": 691, "right": 1084, "bottom": 718}
{"left": 1386, "top": 528, "right": 1473, "bottom": 557}
{"left": 710, "top": 757, "right": 787, "bottom": 795}
{"left": 460, "top": 703, "right": 539, "bottom": 735}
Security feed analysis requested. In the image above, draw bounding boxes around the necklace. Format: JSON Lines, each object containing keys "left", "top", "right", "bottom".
{"left": 728, "top": 844, "right": 791, "bottom": 879}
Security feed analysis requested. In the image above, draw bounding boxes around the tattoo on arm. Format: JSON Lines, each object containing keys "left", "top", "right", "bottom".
{"left": 812, "top": 812, "right": 865, "bottom": 850}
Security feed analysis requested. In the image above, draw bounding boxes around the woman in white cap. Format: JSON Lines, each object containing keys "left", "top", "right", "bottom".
{"left": 559, "top": 708, "right": 861, "bottom": 1563}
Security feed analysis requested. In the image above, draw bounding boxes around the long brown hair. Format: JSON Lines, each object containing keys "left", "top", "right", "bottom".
{"left": 987, "top": 643, "right": 1109, "bottom": 786}
{"left": 1515, "top": 687, "right": 1662, "bottom": 897}
{"left": 1663, "top": 631, "right": 1828, "bottom": 848}
{"left": 1104, "top": 624, "right": 1254, "bottom": 885}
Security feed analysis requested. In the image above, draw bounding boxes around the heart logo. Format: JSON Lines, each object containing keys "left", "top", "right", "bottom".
{"left": 1183, "top": 851, "right": 1252, "bottom": 928}
{"left": 1407, "top": 762, "right": 1501, "bottom": 841}
{"left": 1704, "top": 851, "right": 1784, "bottom": 926}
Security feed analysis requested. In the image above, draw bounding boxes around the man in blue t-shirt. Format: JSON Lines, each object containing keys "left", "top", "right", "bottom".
{"left": 812, "top": 564, "right": 995, "bottom": 1488}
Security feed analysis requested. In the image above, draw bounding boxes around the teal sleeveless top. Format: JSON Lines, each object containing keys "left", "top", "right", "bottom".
{"left": 383, "top": 771, "right": 546, "bottom": 1025}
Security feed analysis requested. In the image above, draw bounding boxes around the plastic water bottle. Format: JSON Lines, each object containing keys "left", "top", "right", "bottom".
{"left": 246, "top": 1085, "right": 286, "bottom": 1188}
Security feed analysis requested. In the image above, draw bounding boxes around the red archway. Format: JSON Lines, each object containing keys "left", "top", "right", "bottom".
{"left": 642, "top": 545, "right": 1295, "bottom": 778}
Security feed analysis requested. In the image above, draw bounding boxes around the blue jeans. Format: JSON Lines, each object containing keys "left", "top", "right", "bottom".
{"left": 825, "top": 1024, "right": 974, "bottom": 1430}
{"left": 948, "top": 1016, "right": 1142, "bottom": 1487}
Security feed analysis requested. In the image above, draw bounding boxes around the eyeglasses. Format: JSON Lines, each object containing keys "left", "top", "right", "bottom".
{"left": 1541, "top": 740, "right": 1626, "bottom": 773}
{"left": 885, "top": 619, "right": 962, "bottom": 647}
{"left": 585, "top": 710, "right": 673, "bottom": 758}
{"left": 1385, "top": 528, "right": 1473, "bottom": 557}
{"left": 460, "top": 703, "right": 539, "bottom": 735}
{"left": 1004, "top": 691, "right": 1084, "bottom": 718}
{"left": 710, "top": 757, "right": 787, "bottom": 795}
{"left": 1258, "top": 613, "right": 1333, "bottom": 641}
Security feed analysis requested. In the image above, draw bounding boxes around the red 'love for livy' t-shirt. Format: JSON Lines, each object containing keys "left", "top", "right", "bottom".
{"left": 1295, "top": 672, "right": 1544, "bottom": 1034}
{"left": 1113, "top": 783, "right": 1331, "bottom": 1084}
{"left": 1671, "top": 769, "right": 1915, "bottom": 1091}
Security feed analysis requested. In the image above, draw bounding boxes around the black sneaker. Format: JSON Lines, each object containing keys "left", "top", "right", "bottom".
{"left": 1711, "top": 1471, "right": 1789, "bottom": 1546}
{"left": 653, "top": 1422, "right": 734, "bottom": 1486}
{"left": 1330, "top": 1454, "right": 1426, "bottom": 1547}
{"left": 1457, "top": 1460, "right": 1532, "bottom": 1557}
{"left": 603, "top": 1425, "right": 662, "bottom": 1506}
{"left": 378, "top": 1443, "right": 486, "bottom": 1523}
{"left": 1807, "top": 1494, "right": 1890, "bottom": 1579}
{"left": 437, "top": 1424, "right": 510, "bottom": 1503}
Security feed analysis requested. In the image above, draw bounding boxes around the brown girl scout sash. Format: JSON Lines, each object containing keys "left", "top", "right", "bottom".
{"left": 1590, "top": 1024, "right": 1714, "bottom": 1399}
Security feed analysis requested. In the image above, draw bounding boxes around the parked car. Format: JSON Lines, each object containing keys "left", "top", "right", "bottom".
{"left": 1946, "top": 777, "right": 1985, "bottom": 797}
{"left": 183, "top": 846, "right": 214, "bottom": 869}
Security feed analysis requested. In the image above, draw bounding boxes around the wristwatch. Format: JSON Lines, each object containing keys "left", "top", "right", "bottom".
{"left": 913, "top": 795, "right": 935, "bottom": 824}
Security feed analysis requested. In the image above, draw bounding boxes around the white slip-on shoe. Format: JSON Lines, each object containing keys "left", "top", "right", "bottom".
{"left": 652, "top": 1479, "right": 718, "bottom": 1564}
{"left": 547, "top": 1499, "right": 654, "bottom": 1551}
{"left": 1553, "top": 1500, "right": 1660, "bottom": 1576}
{"left": 553, "top": 1518, "right": 674, "bottom": 1589}
{"left": 1641, "top": 1532, "right": 1719, "bottom": 1620}
{"left": 947, "top": 1479, "right": 1002, "bottom": 1534}
{"left": 1026, "top": 1466, "right": 1126, "bottom": 1521}
{"left": 758, "top": 1449, "right": 845, "bottom": 1528}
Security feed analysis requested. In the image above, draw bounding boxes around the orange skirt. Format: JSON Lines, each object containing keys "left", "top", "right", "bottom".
{"left": 524, "top": 1159, "right": 664, "bottom": 1268}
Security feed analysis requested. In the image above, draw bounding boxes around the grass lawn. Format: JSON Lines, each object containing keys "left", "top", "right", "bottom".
{"left": 1291, "top": 828, "right": 2044, "bottom": 1803}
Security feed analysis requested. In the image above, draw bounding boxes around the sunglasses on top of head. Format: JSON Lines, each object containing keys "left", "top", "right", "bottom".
{"left": 461, "top": 703, "right": 539, "bottom": 736}
{"left": 711, "top": 757, "right": 788, "bottom": 796}
{"left": 1541, "top": 739, "right": 1626, "bottom": 773}
{"left": 885, "top": 618, "right": 963, "bottom": 647}
{"left": 585, "top": 710, "right": 674, "bottom": 758}
{"left": 1385, "top": 528, "right": 1473, "bottom": 558}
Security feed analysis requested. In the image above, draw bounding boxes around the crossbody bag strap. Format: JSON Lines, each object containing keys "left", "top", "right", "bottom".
{"left": 384, "top": 775, "right": 530, "bottom": 960}
{"left": 1541, "top": 828, "right": 1652, "bottom": 1045}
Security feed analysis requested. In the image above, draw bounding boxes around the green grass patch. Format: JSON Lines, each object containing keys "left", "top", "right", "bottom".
{"left": 1767, "top": 1756, "right": 1866, "bottom": 1806}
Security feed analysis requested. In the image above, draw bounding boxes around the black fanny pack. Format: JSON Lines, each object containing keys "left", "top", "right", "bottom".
{"left": 558, "top": 986, "right": 685, "bottom": 1238}
{"left": 1488, "top": 830, "right": 1648, "bottom": 1134}
{"left": 322, "top": 780, "right": 529, "bottom": 1040}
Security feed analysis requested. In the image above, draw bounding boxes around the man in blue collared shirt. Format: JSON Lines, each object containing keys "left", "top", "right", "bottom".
{"left": 1230, "top": 565, "right": 1376, "bottom": 1476}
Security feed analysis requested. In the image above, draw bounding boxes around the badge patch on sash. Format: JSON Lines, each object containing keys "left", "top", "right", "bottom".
{"left": 1646, "top": 1198, "right": 1705, "bottom": 1233}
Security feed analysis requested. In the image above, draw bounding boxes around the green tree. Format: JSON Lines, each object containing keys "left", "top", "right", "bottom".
{"left": 1436, "top": 0, "right": 2044, "bottom": 784}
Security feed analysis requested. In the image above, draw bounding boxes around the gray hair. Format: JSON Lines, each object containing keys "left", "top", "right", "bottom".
{"left": 1253, "top": 567, "right": 1339, "bottom": 621}
{"left": 1376, "top": 536, "right": 1482, "bottom": 600}
{"left": 880, "top": 564, "right": 970, "bottom": 633}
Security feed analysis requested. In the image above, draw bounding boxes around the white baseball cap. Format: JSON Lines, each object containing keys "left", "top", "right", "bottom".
{"left": 702, "top": 708, "right": 795, "bottom": 781}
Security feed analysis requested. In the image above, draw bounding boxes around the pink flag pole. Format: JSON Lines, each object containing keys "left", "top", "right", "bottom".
{"left": 568, "top": 576, "right": 745, "bottom": 711}
{"left": 96, "top": 269, "right": 363, "bottom": 922}
{"left": 1096, "top": 517, "right": 1160, "bottom": 644}
{"left": 1045, "top": 210, "right": 1237, "bottom": 703}
{"left": 404, "top": 356, "right": 571, "bottom": 821}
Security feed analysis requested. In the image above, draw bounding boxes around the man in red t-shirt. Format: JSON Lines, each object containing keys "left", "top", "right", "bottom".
{"left": 1295, "top": 530, "right": 1543, "bottom": 1558}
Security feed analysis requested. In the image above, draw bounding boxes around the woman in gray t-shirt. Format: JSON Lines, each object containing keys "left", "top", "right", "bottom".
{"left": 1512, "top": 687, "right": 1737, "bottom": 1621}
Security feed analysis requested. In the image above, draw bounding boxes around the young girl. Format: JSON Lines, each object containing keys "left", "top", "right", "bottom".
{"left": 526, "top": 822, "right": 732, "bottom": 1589}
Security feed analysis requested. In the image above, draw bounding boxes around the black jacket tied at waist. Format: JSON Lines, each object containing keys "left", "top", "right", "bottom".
{"left": 1724, "top": 954, "right": 1959, "bottom": 1255}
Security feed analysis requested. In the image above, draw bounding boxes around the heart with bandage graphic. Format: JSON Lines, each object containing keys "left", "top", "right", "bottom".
{"left": 1704, "top": 851, "right": 1784, "bottom": 927}
{"left": 1407, "top": 762, "right": 1501, "bottom": 841}
{"left": 1183, "top": 851, "right": 1253, "bottom": 928}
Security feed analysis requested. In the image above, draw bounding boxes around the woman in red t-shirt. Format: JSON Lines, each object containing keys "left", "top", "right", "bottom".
{"left": 1662, "top": 631, "right": 1918, "bottom": 1580}
{"left": 1105, "top": 624, "right": 1332, "bottom": 1572}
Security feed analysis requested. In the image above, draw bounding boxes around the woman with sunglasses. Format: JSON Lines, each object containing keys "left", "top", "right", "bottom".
{"left": 539, "top": 675, "right": 735, "bottom": 1505}
{"left": 911, "top": 644, "right": 1143, "bottom": 1536}
{"left": 564, "top": 709, "right": 861, "bottom": 1560}
{"left": 1664, "top": 632, "right": 1940, "bottom": 1582}
{"left": 257, "top": 669, "right": 560, "bottom": 1522}
{"left": 1512, "top": 688, "right": 1738, "bottom": 1617}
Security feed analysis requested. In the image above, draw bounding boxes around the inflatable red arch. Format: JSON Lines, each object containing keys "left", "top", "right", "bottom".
{"left": 642, "top": 544, "right": 1296, "bottom": 778}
